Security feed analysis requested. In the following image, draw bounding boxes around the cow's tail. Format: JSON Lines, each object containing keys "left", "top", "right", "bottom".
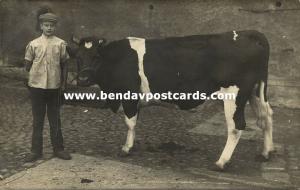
{"left": 258, "top": 81, "right": 267, "bottom": 104}
{"left": 254, "top": 53, "right": 271, "bottom": 116}
{"left": 255, "top": 31, "right": 270, "bottom": 102}
{"left": 250, "top": 31, "right": 273, "bottom": 127}
{"left": 252, "top": 78, "right": 273, "bottom": 130}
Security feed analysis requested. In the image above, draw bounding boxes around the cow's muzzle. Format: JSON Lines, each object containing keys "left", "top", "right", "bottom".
{"left": 71, "top": 67, "right": 95, "bottom": 87}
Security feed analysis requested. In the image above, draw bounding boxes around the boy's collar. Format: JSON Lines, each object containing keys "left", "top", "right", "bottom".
{"left": 41, "top": 33, "right": 55, "bottom": 39}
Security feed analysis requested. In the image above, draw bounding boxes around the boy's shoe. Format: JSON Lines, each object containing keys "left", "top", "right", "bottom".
{"left": 25, "top": 152, "right": 42, "bottom": 162}
{"left": 54, "top": 150, "right": 72, "bottom": 160}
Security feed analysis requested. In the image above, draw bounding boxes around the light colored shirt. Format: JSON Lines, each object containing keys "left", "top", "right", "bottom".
{"left": 25, "top": 34, "right": 69, "bottom": 89}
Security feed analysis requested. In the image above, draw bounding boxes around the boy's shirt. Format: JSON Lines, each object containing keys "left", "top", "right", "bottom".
{"left": 25, "top": 34, "right": 69, "bottom": 89}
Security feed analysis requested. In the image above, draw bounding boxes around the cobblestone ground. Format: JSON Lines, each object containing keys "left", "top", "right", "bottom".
{"left": 0, "top": 76, "right": 299, "bottom": 189}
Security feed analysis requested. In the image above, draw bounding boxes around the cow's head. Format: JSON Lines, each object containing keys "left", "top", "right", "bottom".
{"left": 70, "top": 35, "right": 106, "bottom": 86}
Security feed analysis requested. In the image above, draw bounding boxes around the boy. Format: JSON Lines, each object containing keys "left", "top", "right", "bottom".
{"left": 24, "top": 12, "right": 71, "bottom": 162}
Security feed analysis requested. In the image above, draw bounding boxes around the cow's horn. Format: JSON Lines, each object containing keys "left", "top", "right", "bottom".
{"left": 98, "top": 38, "right": 107, "bottom": 44}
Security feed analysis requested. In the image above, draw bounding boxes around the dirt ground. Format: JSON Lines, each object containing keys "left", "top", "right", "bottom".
{"left": 0, "top": 76, "right": 299, "bottom": 189}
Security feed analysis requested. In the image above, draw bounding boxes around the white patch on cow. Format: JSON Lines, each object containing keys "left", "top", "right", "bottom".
{"left": 85, "top": 41, "right": 93, "bottom": 49}
{"left": 233, "top": 30, "right": 238, "bottom": 41}
{"left": 122, "top": 114, "right": 138, "bottom": 153}
{"left": 127, "top": 37, "right": 151, "bottom": 95}
{"left": 249, "top": 81, "right": 274, "bottom": 159}
{"left": 216, "top": 85, "right": 242, "bottom": 169}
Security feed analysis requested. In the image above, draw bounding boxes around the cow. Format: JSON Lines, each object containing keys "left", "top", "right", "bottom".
{"left": 69, "top": 30, "right": 274, "bottom": 170}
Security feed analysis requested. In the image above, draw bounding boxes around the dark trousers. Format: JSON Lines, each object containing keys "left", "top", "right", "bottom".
{"left": 29, "top": 87, "right": 64, "bottom": 154}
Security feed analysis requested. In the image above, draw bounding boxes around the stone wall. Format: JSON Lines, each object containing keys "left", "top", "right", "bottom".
{"left": 0, "top": 0, "right": 299, "bottom": 108}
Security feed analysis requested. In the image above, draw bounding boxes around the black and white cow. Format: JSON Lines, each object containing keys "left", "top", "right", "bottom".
{"left": 70, "top": 30, "right": 274, "bottom": 170}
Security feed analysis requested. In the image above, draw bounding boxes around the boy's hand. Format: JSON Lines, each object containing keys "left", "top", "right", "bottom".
{"left": 61, "top": 81, "right": 66, "bottom": 91}
{"left": 60, "top": 60, "right": 68, "bottom": 91}
{"left": 24, "top": 60, "right": 32, "bottom": 72}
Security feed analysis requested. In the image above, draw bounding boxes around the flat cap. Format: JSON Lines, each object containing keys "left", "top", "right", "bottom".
{"left": 39, "top": 13, "right": 58, "bottom": 22}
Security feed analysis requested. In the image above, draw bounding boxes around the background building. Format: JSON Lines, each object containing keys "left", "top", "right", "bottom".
{"left": 0, "top": 0, "right": 299, "bottom": 108}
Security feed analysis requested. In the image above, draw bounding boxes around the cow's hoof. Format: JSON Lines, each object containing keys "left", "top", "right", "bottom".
{"left": 119, "top": 146, "right": 131, "bottom": 157}
{"left": 255, "top": 154, "right": 269, "bottom": 162}
{"left": 214, "top": 160, "right": 232, "bottom": 172}
{"left": 212, "top": 165, "right": 225, "bottom": 172}
{"left": 118, "top": 150, "right": 130, "bottom": 157}
{"left": 214, "top": 161, "right": 226, "bottom": 172}
{"left": 256, "top": 150, "right": 276, "bottom": 162}
{"left": 269, "top": 149, "right": 277, "bottom": 154}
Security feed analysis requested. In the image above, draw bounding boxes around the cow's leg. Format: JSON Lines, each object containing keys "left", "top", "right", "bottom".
{"left": 216, "top": 85, "right": 250, "bottom": 169}
{"left": 249, "top": 82, "right": 274, "bottom": 160}
{"left": 121, "top": 100, "right": 139, "bottom": 154}
{"left": 122, "top": 114, "right": 138, "bottom": 153}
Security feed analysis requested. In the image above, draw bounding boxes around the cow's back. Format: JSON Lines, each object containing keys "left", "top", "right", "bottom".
{"left": 143, "top": 30, "right": 269, "bottom": 94}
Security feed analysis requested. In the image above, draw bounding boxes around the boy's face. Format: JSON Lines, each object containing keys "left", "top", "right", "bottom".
{"left": 40, "top": 21, "right": 56, "bottom": 36}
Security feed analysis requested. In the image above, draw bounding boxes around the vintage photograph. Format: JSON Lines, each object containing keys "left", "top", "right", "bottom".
{"left": 0, "top": 0, "right": 299, "bottom": 189}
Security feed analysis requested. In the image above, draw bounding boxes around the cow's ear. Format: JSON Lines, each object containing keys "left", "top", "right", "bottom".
{"left": 71, "top": 34, "right": 81, "bottom": 45}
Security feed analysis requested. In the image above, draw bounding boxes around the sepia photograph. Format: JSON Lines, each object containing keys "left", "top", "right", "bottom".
{"left": 0, "top": 0, "right": 299, "bottom": 189}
